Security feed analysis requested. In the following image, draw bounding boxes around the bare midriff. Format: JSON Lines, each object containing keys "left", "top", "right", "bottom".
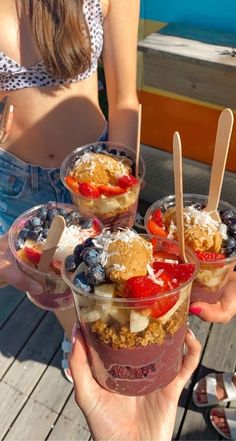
{"left": 0, "top": 75, "right": 106, "bottom": 167}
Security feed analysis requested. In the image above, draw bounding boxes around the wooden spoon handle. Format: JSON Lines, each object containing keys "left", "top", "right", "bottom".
{"left": 135, "top": 104, "right": 142, "bottom": 179}
{"left": 173, "top": 132, "right": 187, "bottom": 263}
{"left": 206, "top": 108, "right": 234, "bottom": 213}
{"left": 38, "top": 215, "right": 66, "bottom": 272}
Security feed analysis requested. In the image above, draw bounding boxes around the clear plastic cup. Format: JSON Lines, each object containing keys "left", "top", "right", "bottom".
{"left": 60, "top": 142, "right": 145, "bottom": 229}
{"left": 62, "top": 235, "right": 198, "bottom": 396}
{"left": 145, "top": 194, "right": 236, "bottom": 304}
{"left": 9, "top": 202, "right": 103, "bottom": 311}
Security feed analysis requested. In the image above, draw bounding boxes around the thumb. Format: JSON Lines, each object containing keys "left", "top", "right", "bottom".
{"left": 189, "top": 302, "right": 232, "bottom": 323}
{"left": 69, "top": 326, "right": 99, "bottom": 413}
{"left": 176, "top": 330, "right": 201, "bottom": 386}
{"left": 10, "top": 273, "right": 43, "bottom": 295}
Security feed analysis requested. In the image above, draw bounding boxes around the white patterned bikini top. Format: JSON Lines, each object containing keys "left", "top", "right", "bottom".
{"left": 0, "top": 0, "right": 103, "bottom": 91}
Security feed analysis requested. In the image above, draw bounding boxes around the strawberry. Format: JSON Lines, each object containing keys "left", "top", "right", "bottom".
{"left": 125, "top": 276, "right": 161, "bottom": 307}
{"left": 99, "top": 184, "right": 126, "bottom": 197}
{"left": 92, "top": 218, "right": 102, "bottom": 235}
{"left": 117, "top": 175, "right": 138, "bottom": 188}
{"left": 24, "top": 246, "right": 42, "bottom": 265}
{"left": 151, "top": 294, "right": 179, "bottom": 319}
{"left": 65, "top": 176, "right": 79, "bottom": 193}
{"left": 152, "top": 261, "right": 196, "bottom": 285}
{"left": 152, "top": 209, "right": 163, "bottom": 227}
{"left": 79, "top": 182, "right": 100, "bottom": 198}
{"left": 195, "top": 251, "right": 225, "bottom": 261}
{"left": 147, "top": 219, "right": 167, "bottom": 237}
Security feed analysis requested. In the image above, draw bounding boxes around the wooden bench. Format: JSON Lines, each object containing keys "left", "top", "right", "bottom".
{"left": 138, "top": 24, "right": 236, "bottom": 108}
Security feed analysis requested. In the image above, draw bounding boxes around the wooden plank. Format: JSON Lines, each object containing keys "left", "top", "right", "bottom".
{"left": 3, "top": 312, "right": 63, "bottom": 394}
{"left": 138, "top": 33, "right": 236, "bottom": 69}
{"left": 47, "top": 414, "right": 90, "bottom": 441}
{"left": 32, "top": 347, "right": 73, "bottom": 413}
{"left": 0, "top": 297, "right": 45, "bottom": 379}
{"left": 4, "top": 398, "right": 58, "bottom": 441}
{"left": 178, "top": 316, "right": 236, "bottom": 440}
{"left": 60, "top": 393, "right": 89, "bottom": 430}
{"left": 0, "top": 286, "right": 24, "bottom": 328}
{"left": 173, "top": 315, "right": 212, "bottom": 439}
{"left": 0, "top": 382, "right": 28, "bottom": 439}
{"left": 142, "top": 52, "right": 236, "bottom": 108}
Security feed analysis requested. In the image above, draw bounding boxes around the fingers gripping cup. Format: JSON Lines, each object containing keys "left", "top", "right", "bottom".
{"left": 9, "top": 202, "right": 103, "bottom": 311}
{"left": 62, "top": 228, "right": 198, "bottom": 396}
{"left": 145, "top": 194, "right": 236, "bottom": 304}
{"left": 60, "top": 142, "right": 145, "bottom": 229}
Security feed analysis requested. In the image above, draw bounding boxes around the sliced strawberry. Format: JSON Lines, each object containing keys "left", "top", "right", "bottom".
{"left": 50, "top": 259, "right": 62, "bottom": 275}
{"left": 152, "top": 208, "right": 163, "bottom": 227}
{"left": 65, "top": 176, "right": 79, "bottom": 193}
{"left": 147, "top": 219, "right": 167, "bottom": 237}
{"left": 92, "top": 218, "right": 102, "bottom": 235}
{"left": 99, "top": 184, "right": 126, "bottom": 197}
{"left": 117, "top": 175, "right": 138, "bottom": 188}
{"left": 24, "top": 246, "right": 42, "bottom": 265}
{"left": 152, "top": 261, "right": 196, "bottom": 285}
{"left": 125, "top": 276, "right": 161, "bottom": 307}
{"left": 151, "top": 294, "right": 179, "bottom": 319}
{"left": 79, "top": 182, "right": 100, "bottom": 198}
{"left": 195, "top": 251, "right": 225, "bottom": 261}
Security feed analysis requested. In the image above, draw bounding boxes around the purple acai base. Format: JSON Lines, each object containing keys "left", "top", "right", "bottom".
{"left": 81, "top": 323, "right": 186, "bottom": 396}
{"left": 26, "top": 287, "right": 73, "bottom": 311}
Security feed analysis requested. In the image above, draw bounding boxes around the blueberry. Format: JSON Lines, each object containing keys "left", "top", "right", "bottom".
{"left": 26, "top": 230, "right": 39, "bottom": 241}
{"left": 93, "top": 144, "right": 105, "bottom": 153}
{"left": 83, "top": 237, "right": 94, "bottom": 248}
{"left": 58, "top": 208, "right": 68, "bottom": 217}
{"left": 82, "top": 247, "right": 102, "bottom": 266}
{"left": 30, "top": 216, "right": 42, "bottom": 229}
{"left": 80, "top": 217, "right": 93, "bottom": 229}
{"left": 37, "top": 207, "right": 48, "bottom": 221}
{"left": 194, "top": 203, "right": 204, "bottom": 210}
{"left": 73, "top": 243, "right": 85, "bottom": 265}
{"left": 73, "top": 272, "right": 92, "bottom": 293}
{"left": 109, "top": 148, "right": 118, "bottom": 156}
{"left": 65, "top": 211, "right": 81, "bottom": 226}
{"left": 119, "top": 150, "right": 127, "bottom": 157}
{"left": 225, "top": 236, "right": 236, "bottom": 250}
{"left": 42, "top": 228, "right": 49, "bottom": 239}
{"left": 15, "top": 237, "right": 25, "bottom": 250}
{"left": 19, "top": 228, "right": 31, "bottom": 240}
{"left": 86, "top": 264, "right": 106, "bottom": 285}
{"left": 221, "top": 209, "right": 235, "bottom": 222}
{"left": 46, "top": 208, "right": 59, "bottom": 221}
{"left": 65, "top": 255, "right": 78, "bottom": 272}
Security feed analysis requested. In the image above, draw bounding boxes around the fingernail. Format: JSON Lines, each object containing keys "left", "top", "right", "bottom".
{"left": 10, "top": 105, "right": 14, "bottom": 112}
{"left": 71, "top": 322, "right": 79, "bottom": 344}
{"left": 187, "top": 328, "right": 196, "bottom": 339}
{"left": 189, "top": 306, "right": 202, "bottom": 315}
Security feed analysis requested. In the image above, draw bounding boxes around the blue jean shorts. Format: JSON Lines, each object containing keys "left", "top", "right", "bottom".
{"left": 0, "top": 125, "right": 108, "bottom": 234}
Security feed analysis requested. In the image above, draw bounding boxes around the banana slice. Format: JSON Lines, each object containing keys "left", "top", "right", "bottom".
{"left": 130, "top": 310, "right": 149, "bottom": 333}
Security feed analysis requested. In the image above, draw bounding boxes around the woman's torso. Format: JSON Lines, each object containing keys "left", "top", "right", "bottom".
{"left": 0, "top": 0, "right": 109, "bottom": 167}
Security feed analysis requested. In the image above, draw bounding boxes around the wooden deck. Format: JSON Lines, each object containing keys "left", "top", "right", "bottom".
{"left": 1, "top": 283, "right": 236, "bottom": 441}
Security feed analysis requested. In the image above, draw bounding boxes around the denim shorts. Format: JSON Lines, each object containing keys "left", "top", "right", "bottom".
{"left": 0, "top": 125, "right": 108, "bottom": 234}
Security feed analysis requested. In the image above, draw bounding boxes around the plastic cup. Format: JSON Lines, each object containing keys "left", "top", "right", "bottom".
{"left": 60, "top": 141, "right": 145, "bottom": 229}
{"left": 62, "top": 235, "right": 198, "bottom": 396}
{"left": 9, "top": 202, "right": 103, "bottom": 311}
{"left": 145, "top": 194, "right": 236, "bottom": 304}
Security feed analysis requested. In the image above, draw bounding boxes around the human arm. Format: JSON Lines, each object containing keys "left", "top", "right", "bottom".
{"left": 69, "top": 328, "right": 201, "bottom": 441}
{"left": 102, "top": 0, "right": 140, "bottom": 150}
{"left": 189, "top": 271, "right": 236, "bottom": 323}
{"left": 0, "top": 232, "right": 43, "bottom": 293}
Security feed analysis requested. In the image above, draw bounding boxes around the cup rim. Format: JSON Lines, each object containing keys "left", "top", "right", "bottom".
{"left": 144, "top": 194, "right": 236, "bottom": 265}
{"left": 60, "top": 141, "right": 145, "bottom": 201}
{"left": 8, "top": 202, "right": 103, "bottom": 278}
{"left": 61, "top": 234, "right": 199, "bottom": 305}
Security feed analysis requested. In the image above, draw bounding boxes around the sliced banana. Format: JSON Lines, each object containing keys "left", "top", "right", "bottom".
{"left": 130, "top": 309, "right": 149, "bottom": 333}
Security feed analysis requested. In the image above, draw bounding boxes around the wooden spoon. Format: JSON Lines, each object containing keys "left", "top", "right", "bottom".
{"left": 135, "top": 103, "right": 142, "bottom": 179}
{"left": 173, "top": 132, "right": 187, "bottom": 263}
{"left": 205, "top": 108, "right": 234, "bottom": 222}
{"left": 38, "top": 215, "right": 66, "bottom": 273}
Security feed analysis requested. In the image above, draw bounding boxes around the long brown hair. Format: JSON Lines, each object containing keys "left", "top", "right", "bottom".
{"left": 22, "top": 0, "right": 91, "bottom": 79}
